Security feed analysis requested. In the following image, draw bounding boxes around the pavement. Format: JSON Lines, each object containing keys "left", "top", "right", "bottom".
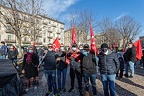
{"left": 1, "top": 59, "right": 144, "bottom": 96}
{"left": 22, "top": 64, "right": 144, "bottom": 96}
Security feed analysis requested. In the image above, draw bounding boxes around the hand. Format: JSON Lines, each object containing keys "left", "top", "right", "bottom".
{"left": 21, "top": 69, "right": 25, "bottom": 74}
{"left": 44, "top": 50, "right": 48, "bottom": 53}
{"left": 56, "top": 58, "right": 60, "bottom": 61}
{"left": 37, "top": 68, "right": 40, "bottom": 71}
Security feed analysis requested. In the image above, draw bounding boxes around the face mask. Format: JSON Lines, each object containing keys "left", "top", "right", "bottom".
{"left": 60, "top": 47, "right": 64, "bottom": 50}
{"left": 28, "top": 50, "right": 33, "bottom": 53}
{"left": 72, "top": 47, "right": 77, "bottom": 51}
{"left": 102, "top": 48, "right": 108, "bottom": 53}
{"left": 83, "top": 51, "right": 88, "bottom": 56}
{"left": 79, "top": 48, "right": 83, "bottom": 50}
{"left": 48, "top": 49, "right": 52, "bottom": 51}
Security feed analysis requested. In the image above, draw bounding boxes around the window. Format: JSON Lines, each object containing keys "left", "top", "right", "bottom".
{"left": 43, "top": 31, "right": 46, "bottom": 36}
{"left": 24, "top": 16, "right": 27, "bottom": 21}
{"left": 0, "top": 35, "right": 1, "bottom": 41}
{"left": 7, "top": 26, "right": 11, "bottom": 30}
{"left": 43, "top": 38, "right": 46, "bottom": 43}
{"left": 8, "top": 35, "right": 12, "bottom": 40}
{"left": 24, "top": 37, "right": 27, "bottom": 41}
{"left": 24, "top": 29, "right": 27, "bottom": 33}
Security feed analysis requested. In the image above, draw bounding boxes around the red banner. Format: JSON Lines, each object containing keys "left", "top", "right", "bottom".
{"left": 52, "top": 37, "right": 60, "bottom": 52}
{"left": 72, "top": 26, "right": 77, "bottom": 44}
{"left": 134, "top": 39, "right": 143, "bottom": 60}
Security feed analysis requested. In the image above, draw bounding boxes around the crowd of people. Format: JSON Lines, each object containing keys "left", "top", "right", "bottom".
{"left": 0, "top": 41, "right": 144, "bottom": 96}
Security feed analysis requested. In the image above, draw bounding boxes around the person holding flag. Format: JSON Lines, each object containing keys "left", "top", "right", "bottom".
{"left": 42, "top": 43, "right": 59, "bottom": 96}
{"left": 124, "top": 41, "right": 137, "bottom": 78}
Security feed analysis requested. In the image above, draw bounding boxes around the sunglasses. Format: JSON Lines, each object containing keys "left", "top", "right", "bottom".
{"left": 48, "top": 46, "right": 53, "bottom": 48}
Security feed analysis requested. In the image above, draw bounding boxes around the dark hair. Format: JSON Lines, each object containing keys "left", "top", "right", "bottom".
{"left": 1, "top": 41, "right": 5, "bottom": 45}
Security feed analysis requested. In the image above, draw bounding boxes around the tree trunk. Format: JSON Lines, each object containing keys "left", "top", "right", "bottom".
{"left": 17, "top": 38, "right": 22, "bottom": 58}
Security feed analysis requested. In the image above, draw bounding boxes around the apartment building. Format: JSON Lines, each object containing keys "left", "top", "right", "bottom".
{"left": 0, "top": 4, "right": 64, "bottom": 47}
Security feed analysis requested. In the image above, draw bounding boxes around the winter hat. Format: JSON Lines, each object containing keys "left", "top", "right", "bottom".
{"left": 72, "top": 43, "right": 77, "bottom": 47}
{"left": 101, "top": 43, "right": 109, "bottom": 48}
{"left": 83, "top": 44, "right": 89, "bottom": 49}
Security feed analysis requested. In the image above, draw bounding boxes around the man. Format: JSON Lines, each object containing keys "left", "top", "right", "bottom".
{"left": 42, "top": 43, "right": 59, "bottom": 96}
{"left": 67, "top": 43, "right": 83, "bottom": 96}
{"left": 8, "top": 45, "right": 19, "bottom": 69}
{"left": 81, "top": 44, "right": 97, "bottom": 96}
{"left": 0, "top": 41, "right": 8, "bottom": 59}
{"left": 98, "top": 43, "right": 120, "bottom": 96}
{"left": 56, "top": 44, "right": 67, "bottom": 93}
{"left": 124, "top": 41, "right": 137, "bottom": 78}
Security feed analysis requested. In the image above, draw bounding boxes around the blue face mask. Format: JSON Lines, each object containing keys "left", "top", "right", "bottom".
{"left": 48, "top": 49, "right": 52, "bottom": 51}
{"left": 28, "top": 50, "right": 33, "bottom": 53}
{"left": 72, "top": 47, "right": 77, "bottom": 51}
{"left": 83, "top": 51, "right": 88, "bottom": 56}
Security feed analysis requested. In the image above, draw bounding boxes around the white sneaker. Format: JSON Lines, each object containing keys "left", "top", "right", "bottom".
{"left": 34, "top": 86, "right": 37, "bottom": 90}
{"left": 25, "top": 88, "right": 29, "bottom": 92}
{"left": 16, "top": 66, "right": 19, "bottom": 69}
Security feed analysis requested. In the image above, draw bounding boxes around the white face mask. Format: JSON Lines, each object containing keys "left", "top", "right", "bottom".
{"left": 48, "top": 49, "right": 52, "bottom": 51}
{"left": 72, "top": 47, "right": 77, "bottom": 51}
{"left": 28, "top": 50, "right": 33, "bottom": 53}
{"left": 60, "top": 47, "right": 64, "bottom": 50}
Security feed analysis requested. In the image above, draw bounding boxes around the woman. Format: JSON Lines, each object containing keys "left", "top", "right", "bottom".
{"left": 8, "top": 45, "right": 19, "bottom": 69}
{"left": 21, "top": 46, "right": 39, "bottom": 92}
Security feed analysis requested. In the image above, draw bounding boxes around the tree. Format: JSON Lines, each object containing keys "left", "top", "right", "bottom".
{"left": 97, "top": 17, "right": 121, "bottom": 46}
{"left": 0, "top": 0, "right": 44, "bottom": 57}
{"left": 115, "top": 15, "right": 142, "bottom": 48}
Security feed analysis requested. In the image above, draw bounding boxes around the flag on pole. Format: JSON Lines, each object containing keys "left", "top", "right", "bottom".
{"left": 72, "top": 26, "right": 77, "bottom": 44}
{"left": 89, "top": 22, "right": 98, "bottom": 55}
{"left": 134, "top": 39, "right": 143, "bottom": 60}
{"left": 33, "top": 41, "right": 36, "bottom": 46}
{"left": 52, "top": 37, "right": 60, "bottom": 52}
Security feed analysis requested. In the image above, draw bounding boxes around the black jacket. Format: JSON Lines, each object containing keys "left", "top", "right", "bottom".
{"left": 98, "top": 49, "right": 120, "bottom": 75}
{"left": 123, "top": 46, "right": 137, "bottom": 63}
{"left": 81, "top": 52, "right": 97, "bottom": 74}
{"left": 43, "top": 51, "right": 58, "bottom": 70}
{"left": 8, "top": 48, "right": 18, "bottom": 60}
{"left": 57, "top": 51, "right": 67, "bottom": 70}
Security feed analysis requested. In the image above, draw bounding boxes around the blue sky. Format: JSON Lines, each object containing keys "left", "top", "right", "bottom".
{"left": 43, "top": 0, "right": 144, "bottom": 38}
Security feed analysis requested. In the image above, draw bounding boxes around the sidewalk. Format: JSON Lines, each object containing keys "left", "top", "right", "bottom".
{"left": 23, "top": 64, "right": 144, "bottom": 96}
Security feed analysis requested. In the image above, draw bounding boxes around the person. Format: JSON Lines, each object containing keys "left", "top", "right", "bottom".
{"left": 37, "top": 46, "right": 44, "bottom": 63}
{"left": 0, "top": 41, "right": 8, "bottom": 59}
{"left": 42, "top": 43, "right": 59, "bottom": 96}
{"left": 116, "top": 48, "right": 124, "bottom": 78}
{"left": 81, "top": 44, "right": 98, "bottom": 96}
{"left": 56, "top": 44, "right": 67, "bottom": 93}
{"left": 8, "top": 45, "right": 19, "bottom": 69}
{"left": 79, "top": 44, "right": 83, "bottom": 52}
{"left": 98, "top": 43, "right": 120, "bottom": 96}
{"left": 124, "top": 41, "right": 137, "bottom": 78}
{"left": 67, "top": 43, "right": 83, "bottom": 96}
{"left": 21, "top": 46, "right": 39, "bottom": 92}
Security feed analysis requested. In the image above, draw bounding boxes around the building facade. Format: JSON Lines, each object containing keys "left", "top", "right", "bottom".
{"left": 0, "top": 4, "right": 64, "bottom": 47}
{"left": 64, "top": 28, "right": 87, "bottom": 47}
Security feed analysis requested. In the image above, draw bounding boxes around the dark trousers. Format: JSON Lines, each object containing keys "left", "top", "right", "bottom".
{"left": 116, "top": 60, "right": 124, "bottom": 78}
{"left": 70, "top": 68, "right": 82, "bottom": 91}
{"left": 12, "top": 58, "right": 18, "bottom": 66}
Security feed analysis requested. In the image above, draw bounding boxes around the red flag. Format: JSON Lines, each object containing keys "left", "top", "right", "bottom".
{"left": 52, "top": 37, "right": 60, "bottom": 52}
{"left": 134, "top": 39, "right": 143, "bottom": 60}
{"left": 33, "top": 41, "right": 36, "bottom": 46}
{"left": 89, "top": 22, "right": 98, "bottom": 55}
{"left": 72, "top": 26, "right": 77, "bottom": 44}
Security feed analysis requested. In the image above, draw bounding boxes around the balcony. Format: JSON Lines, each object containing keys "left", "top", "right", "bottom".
{"left": 22, "top": 41, "right": 31, "bottom": 44}
{"left": 5, "top": 39, "right": 16, "bottom": 43}
{"left": 36, "top": 42, "right": 42, "bottom": 45}
{"left": 6, "top": 30, "right": 15, "bottom": 34}
{"left": 48, "top": 29, "right": 53, "bottom": 32}
{"left": 47, "top": 34, "right": 53, "bottom": 38}
{"left": 43, "top": 20, "right": 48, "bottom": 25}
{"left": 52, "top": 23, "right": 56, "bottom": 27}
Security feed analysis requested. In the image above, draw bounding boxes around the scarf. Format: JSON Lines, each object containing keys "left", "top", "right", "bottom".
{"left": 26, "top": 52, "right": 34, "bottom": 64}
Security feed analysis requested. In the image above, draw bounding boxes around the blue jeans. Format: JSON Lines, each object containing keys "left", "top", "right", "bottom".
{"left": 125, "top": 61, "right": 134, "bottom": 76}
{"left": 44, "top": 70, "right": 57, "bottom": 94}
{"left": 12, "top": 58, "right": 18, "bottom": 66}
{"left": 83, "top": 73, "right": 97, "bottom": 95}
{"left": 101, "top": 74, "right": 116, "bottom": 96}
{"left": 57, "top": 68, "right": 67, "bottom": 89}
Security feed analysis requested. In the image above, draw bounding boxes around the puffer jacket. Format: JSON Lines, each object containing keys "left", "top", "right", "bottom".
{"left": 98, "top": 49, "right": 120, "bottom": 75}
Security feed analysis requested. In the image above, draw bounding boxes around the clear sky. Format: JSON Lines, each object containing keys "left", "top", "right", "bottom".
{"left": 43, "top": 0, "right": 144, "bottom": 38}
